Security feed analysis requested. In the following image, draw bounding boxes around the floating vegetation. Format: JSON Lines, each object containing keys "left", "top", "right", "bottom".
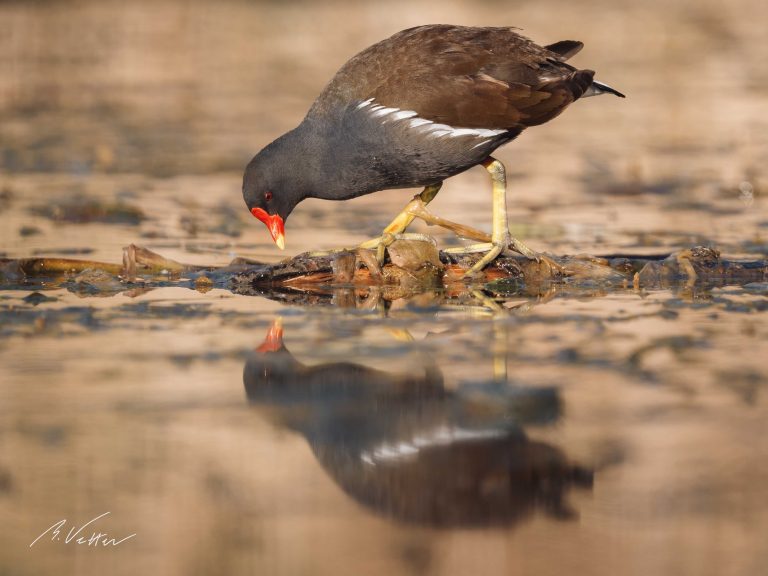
{"left": 1, "top": 241, "right": 764, "bottom": 307}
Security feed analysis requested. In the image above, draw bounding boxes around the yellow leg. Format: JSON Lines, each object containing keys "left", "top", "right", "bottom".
{"left": 353, "top": 164, "right": 540, "bottom": 276}
{"left": 462, "top": 157, "right": 539, "bottom": 278}
{"left": 358, "top": 183, "right": 442, "bottom": 263}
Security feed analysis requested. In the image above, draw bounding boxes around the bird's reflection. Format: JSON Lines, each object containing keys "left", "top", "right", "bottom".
{"left": 244, "top": 319, "right": 592, "bottom": 528}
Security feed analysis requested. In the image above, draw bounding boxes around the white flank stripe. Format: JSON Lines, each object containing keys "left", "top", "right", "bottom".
{"left": 429, "top": 130, "right": 452, "bottom": 138}
{"left": 448, "top": 128, "right": 482, "bottom": 137}
{"left": 409, "top": 118, "right": 432, "bottom": 128}
{"left": 390, "top": 109, "right": 418, "bottom": 120}
{"left": 430, "top": 122, "right": 453, "bottom": 132}
{"left": 477, "top": 128, "right": 507, "bottom": 137}
{"left": 359, "top": 98, "right": 507, "bottom": 142}
{"left": 371, "top": 106, "right": 399, "bottom": 118}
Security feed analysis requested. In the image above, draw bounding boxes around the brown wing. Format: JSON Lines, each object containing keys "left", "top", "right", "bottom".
{"left": 313, "top": 25, "right": 595, "bottom": 130}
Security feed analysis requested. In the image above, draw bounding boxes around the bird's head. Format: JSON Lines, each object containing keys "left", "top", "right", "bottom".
{"left": 242, "top": 149, "right": 299, "bottom": 250}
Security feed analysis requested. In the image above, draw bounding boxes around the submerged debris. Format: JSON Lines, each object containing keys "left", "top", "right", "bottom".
{"left": 632, "top": 246, "right": 765, "bottom": 288}
{"left": 121, "top": 244, "right": 205, "bottom": 280}
{"left": 232, "top": 243, "right": 766, "bottom": 293}
{"left": 0, "top": 241, "right": 765, "bottom": 301}
{"left": 71, "top": 268, "right": 126, "bottom": 294}
{"left": 0, "top": 244, "right": 213, "bottom": 291}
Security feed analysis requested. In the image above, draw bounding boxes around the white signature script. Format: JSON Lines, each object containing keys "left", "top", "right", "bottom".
{"left": 29, "top": 512, "right": 136, "bottom": 548}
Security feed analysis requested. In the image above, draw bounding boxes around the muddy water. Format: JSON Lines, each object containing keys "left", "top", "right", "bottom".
{"left": 1, "top": 1, "right": 767, "bottom": 575}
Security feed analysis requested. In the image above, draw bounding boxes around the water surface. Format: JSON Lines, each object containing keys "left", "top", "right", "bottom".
{"left": 1, "top": 1, "right": 767, "bottom": 575}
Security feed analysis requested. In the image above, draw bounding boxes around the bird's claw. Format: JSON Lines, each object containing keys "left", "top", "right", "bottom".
{"left": 457, "top": 234, "right": 561, "bottom": 279}
{"left": 508, "top": 237, "right": 539, "bottom": 262}
{"left": 376, "top": 232, "right": 396, "bottom": 264}
{"left": 507, "top": 239, "right": 564, "bottom": 274}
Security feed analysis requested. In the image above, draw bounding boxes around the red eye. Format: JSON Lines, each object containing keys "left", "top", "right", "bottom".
{"left": 265, "top": 191, "right": 273, "bottom": 201}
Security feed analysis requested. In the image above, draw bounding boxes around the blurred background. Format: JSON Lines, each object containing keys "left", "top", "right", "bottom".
{"left": 1, "top": 0, "right": 765, "bottom": 263}
{"left": 1, "top": 1, "right": 767, "bottom": 576}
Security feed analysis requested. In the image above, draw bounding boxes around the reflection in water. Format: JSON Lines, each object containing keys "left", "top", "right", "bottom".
{"left": 232, "top": 278, "right": 563, "bottom": 313}
{"left": 244, "top": 320, "right": 592, "bottom": 528}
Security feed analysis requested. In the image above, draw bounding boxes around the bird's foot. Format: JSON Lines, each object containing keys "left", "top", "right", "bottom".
{"left": 444, "top": 241, "right": 506, "bottom": 277}
{"left": 357, "top": 232, "right": 394, "bottom": 263}
{"left": 359, "top": 232, "right": 436, "bottom": 265}
{"left": 508, "top": 237, "right": 539, "bottom": 261}
{"left": 503, "top": 236, "right": 565, "bottom": 274}
{"left": 461, "top": 241, "right": 507, "bottom": 278}
{"left": 444, "top": 235, "right": 559, "bottom": 278}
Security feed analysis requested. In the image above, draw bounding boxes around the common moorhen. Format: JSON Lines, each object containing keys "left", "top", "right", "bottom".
{"left": 243, "top": 25, "right": 624, "bottom": 275}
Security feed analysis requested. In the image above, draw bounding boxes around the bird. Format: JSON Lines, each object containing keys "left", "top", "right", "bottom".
{"left": 242, "top": 24, "right": 624, "bottom": 276}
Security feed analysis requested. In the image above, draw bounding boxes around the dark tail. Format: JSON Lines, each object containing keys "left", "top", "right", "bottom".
{"left": 585, "top": 80, "right": 626, "bottom": 98}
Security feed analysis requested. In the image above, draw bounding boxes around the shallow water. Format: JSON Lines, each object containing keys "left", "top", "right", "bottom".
{"left": 1, "top": 1, "right": 767, "bottom": 575}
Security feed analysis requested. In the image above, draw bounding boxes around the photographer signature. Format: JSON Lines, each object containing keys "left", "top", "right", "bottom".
{"left": 30, "top": 512, "right": 136, "bottom": 548}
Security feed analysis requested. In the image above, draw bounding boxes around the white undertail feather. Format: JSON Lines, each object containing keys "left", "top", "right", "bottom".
{"left": 582, "top": 80, "right": 625, "bottom": 98}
